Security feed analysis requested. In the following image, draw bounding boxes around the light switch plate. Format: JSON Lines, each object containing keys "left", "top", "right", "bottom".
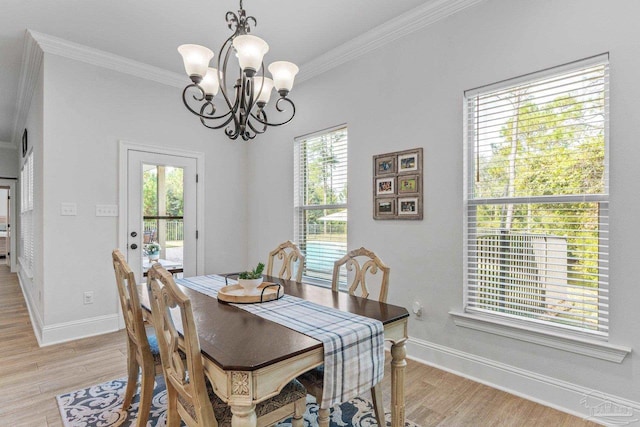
{"left": 60, "top": 203, "right": 77, "bottom": 216}
{"left": 96, "top": 204, "right": 118, "bottom": 217}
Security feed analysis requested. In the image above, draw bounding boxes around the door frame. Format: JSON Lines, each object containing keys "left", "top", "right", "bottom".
{"left": 118, "top": 140, "right": 205, "bottom": 277}
{"left": 0, "top": 178, "right": 17, "bottom": 273}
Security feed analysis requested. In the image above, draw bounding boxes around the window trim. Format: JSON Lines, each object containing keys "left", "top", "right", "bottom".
{"left": 462, "top": 54, "right": 611, "bottom": 341}
{"left": 450, "top": 310, "right": 630, "bottom": 363}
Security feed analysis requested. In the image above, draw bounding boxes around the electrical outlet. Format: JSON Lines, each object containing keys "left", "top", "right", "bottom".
{"left": 96, "top": 204, "right": 118, "bottom": 217}
{"left": 83, "top": 291, "right": 94, "bottom": 304}
{"left": 412, "top": 300, "right": 423, "bottom": 320}
{"left": 60, "top": 203, "right": 77, "bottom": 216}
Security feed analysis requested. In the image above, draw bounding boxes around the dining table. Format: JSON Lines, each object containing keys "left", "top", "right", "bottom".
{"left": 139, "top": 274, "right": 409, "bottom": 427}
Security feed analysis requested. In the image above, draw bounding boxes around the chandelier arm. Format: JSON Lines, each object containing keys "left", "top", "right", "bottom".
{"left": 199, "top": 114, "right": 235, "bottom": 130}
{"left": 218, "top": 35, "right": 239, "bottom": 114}
{"left": 182, "top": 85, "right": 230, "bottom": 121}
{"left": 198, "top": 103, "right": 236, "bottom": 129}
{"left": 226, "top": 11, "right": 239, "bottom": 31}
{"left": 250, "top": 97, "right": 296, "bottom": 127}
{"left": 247, "top": 113, "right": 267, "bottom": 136}
{"left": 225, "top": 125, "right": 242, "bottom": 140}
{"left": 244, "top": 72, "right": 258, "bottom": 120}
{"left": 246, "top": 16, "right": 257, "bottom": 30}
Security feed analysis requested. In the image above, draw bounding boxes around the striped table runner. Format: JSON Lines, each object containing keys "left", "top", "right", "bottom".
{"left": 177, "top": 275, "right": 385, "bottom": 408}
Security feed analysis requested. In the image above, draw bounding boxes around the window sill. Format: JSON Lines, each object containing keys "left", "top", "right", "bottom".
{"left": 449, "top": 311, "right": 631, "bottom": 363}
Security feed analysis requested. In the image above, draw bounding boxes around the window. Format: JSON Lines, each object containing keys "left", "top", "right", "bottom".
{"left": 20, "top": 151, "right": 34, "bottom": 276}
{"left": 294, "top": 126, "right": 348, "bottom": 283}
{"left": 464, "top": 55, "right": 609, "bottom": 337}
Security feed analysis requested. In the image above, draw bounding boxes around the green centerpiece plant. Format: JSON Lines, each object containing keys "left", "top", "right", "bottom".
{"left": 238, "top": 262, "right": 265, "bottom": 280}
{"left": 238, "top": 262, "right": 265, "bottom": 295}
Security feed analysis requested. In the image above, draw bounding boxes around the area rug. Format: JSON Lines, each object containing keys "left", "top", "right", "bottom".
{"left": 56, "top": 376, "right": 419, "bottom": 427}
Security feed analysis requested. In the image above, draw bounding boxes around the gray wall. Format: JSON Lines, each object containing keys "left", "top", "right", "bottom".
{"left": 0, "top": 147, "right": 18, "bottom": 178}
{"left": 22, "top": 52, "right": 248, "bottom": 338}
{"left": 247, "top": 0, "right": 640, "bottom": 416}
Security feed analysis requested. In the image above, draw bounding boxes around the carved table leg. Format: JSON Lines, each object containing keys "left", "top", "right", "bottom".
{"left": 391, "top": 339, "right": 407, "bottom": 427}
{"left": 231, "top": 404, "right": 257, "bottom": 427}
{"left": 230, "top": 371, "right": 257, "bottom": 427}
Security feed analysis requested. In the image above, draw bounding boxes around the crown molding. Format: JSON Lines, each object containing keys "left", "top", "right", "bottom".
{"left": 11, "top": 30, "right": 44, "bottom": 146}
{"left": 297, "top": 0, "right": 485, "bottom": 84}
{"left": 0, "top": 141, "right": 17, "bottom": 150}
{"left": 11, "top": 0, "right": 483, "bottom": 143}
{"left": 28, "top": 30, "right": 185, "bottom": 89}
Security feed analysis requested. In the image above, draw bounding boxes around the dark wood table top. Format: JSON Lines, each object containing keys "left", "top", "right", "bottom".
{"left": 140, "top": 275, "right": 409, "bottom": 371}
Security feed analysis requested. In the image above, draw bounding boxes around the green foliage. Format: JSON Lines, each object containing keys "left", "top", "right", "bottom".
{"left": 238, "top": 262, "right": 265, "bottom": 280}
{"left": 474, "top": 77, "right": 605, "bottom": 294}
{"left": 302, "top": 131, "right": 348, "bottom": 236}
{"left": 143, "top": 167, "right": 184, "bottom": 217}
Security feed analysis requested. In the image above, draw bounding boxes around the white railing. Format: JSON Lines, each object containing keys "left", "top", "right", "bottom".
{"left": 144, "top": 220, "right": 184, "bottom": 241}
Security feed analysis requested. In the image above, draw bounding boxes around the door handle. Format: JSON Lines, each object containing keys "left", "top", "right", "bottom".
{"left": 130, "top": 243, "right": 138, "bottom": 250}
{"left": 130, "top": 231, "right": 137, "bottom": 237}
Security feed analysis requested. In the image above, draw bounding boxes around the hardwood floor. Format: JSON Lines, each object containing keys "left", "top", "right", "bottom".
{"left": 0, "top": 264, "right": 597, "bottom": 426}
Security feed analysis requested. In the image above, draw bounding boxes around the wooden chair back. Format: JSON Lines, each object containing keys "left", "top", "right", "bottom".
{"left": 147, "top": 263, "right": 217, "bottom": 427}
{"left": 112, "top": 249, "right": 152, "bottom": 358}
{"left": 266, "top": 240, "right": 305, "bottom": 282}
{"left": 331, "top": 247, "right": 390, "bottom": 303}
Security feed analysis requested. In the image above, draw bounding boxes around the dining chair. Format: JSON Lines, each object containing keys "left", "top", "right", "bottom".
{"left": 112, "top": 249, "right": 163, "bottom": 427}
{"left": 146, "top": 263, "right": 307, "bottom": 427}
{"left": 266, "top": 240, "right": 305, "bottom": 282}
{"left": 299, "top": 246, "right": 390, "bottom": 427}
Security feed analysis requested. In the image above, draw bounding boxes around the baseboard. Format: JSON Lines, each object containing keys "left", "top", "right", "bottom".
{"left": 17, "top": 270, "right": 44, "bottom": 346}
{"left": 40, "top": 314, "right": 120, "bottom": 346}
{"left": 17, "top": 271, "right": 120, "bottom": 346}
{"left": 406, "top": 337, "right": 640, "bottom": 426}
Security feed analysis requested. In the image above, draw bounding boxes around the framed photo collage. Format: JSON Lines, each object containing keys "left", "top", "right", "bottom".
{"left": 373, "top": 147, "right": 423, "bottom": 220}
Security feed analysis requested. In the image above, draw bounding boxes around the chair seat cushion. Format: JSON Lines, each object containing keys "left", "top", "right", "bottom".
{"left": 146, "top": 334, "right": 162, "bottom": 364}
{"left": 177, "top": 377, "right": 305, "bottom": 425}
{"left": 209, "top": 379, "right": 306, "bottom": 427}
{"left": 298, "top": 365, "right": 324, "bottom": 388}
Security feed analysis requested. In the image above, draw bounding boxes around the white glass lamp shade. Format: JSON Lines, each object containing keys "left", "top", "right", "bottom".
{"left": 200, "top": 68, "right": 220, "bottom": 97}
{"left": 178, "top": 44, "right": 214, "bottom": 81}
{"left": 253, "top": 77, "right": 274, "bottom": 105}
{"left": 233, "top": 35, "right": 269, "bottom": 75}
{"left": 268, "top": 61, "right": 299, "bottom": 93}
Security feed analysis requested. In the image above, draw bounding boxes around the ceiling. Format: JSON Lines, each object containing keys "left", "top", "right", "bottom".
{"left": 0, "top": 0, "right": 447, "bottom": 146}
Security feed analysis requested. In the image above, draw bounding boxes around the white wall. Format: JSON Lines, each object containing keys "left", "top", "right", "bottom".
{"left": 33, "top": 53, "right": 248, "bottom": 338}
{"left": 0, "top": 189, "right": 6, "bottom": 217}
{"left": 0, "top": 147, "right": 18, "bottom": 178}
{"left": 247, "top": 0, "right": 640, "bottom": 416}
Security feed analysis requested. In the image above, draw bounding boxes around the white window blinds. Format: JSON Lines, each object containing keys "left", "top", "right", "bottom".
{"left": 464, "top": 55, "right": 609, "bottom": 336}
{"left": 294, "top": 126, "right": 348, "bottom": 283}
{"left": 20, "top": 151, "right": 34, "bottom": 276}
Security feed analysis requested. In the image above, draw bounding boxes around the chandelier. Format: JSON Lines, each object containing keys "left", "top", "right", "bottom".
{"left": 177, "top": 0, "right": 299, "bottom": 141}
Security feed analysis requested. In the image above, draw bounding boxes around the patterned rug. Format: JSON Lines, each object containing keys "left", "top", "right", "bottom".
{"left": 56, "top": 376, "right": 419, "bottom": 427}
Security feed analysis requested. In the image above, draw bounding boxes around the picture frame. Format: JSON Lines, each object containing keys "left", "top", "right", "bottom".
{"left": 376, "top": 177, "right": 395, "bottom": 195}
{"left": 398, "top": 197, "right": 420, "bottom": 217}
{"left": 375, "top": 198, "right": 396, "bottom": 216}
{"left": 372, "top": 147, "right": 423, "bottom": 220}
{"left": 398, "top": 174, "right": 419, "bottom": 194}
{"left": 398, "top": 151, "right": 419, "bottom": 172}
{"left": 22, "top": 129, "right": 28, "bottom": 157}
{"left": 375, "top": 156, "right": 396, "bottom": 175}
